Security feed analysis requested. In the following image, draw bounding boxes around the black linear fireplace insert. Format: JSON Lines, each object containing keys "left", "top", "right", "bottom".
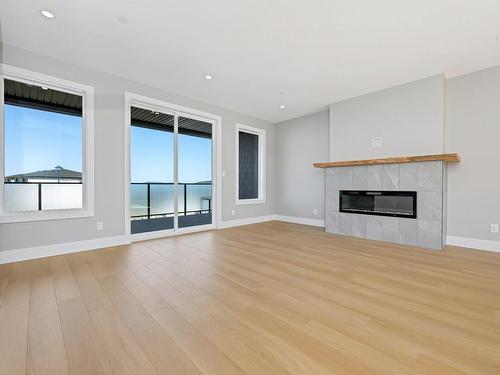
{"left": 339, "top": 190, "right": 417, "bottom": 218}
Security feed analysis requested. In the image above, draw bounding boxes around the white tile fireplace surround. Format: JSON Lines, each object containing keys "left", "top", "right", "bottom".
{"left": 315, "top": 154, "right": 460, "bottom": 250}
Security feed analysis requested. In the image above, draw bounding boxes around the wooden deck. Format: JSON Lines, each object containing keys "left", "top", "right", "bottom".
{"left": 1, "top": 221, "right": 499, "bottom": 374}
{"left": 131, "top": 213, "right": 212, "bottom": 234}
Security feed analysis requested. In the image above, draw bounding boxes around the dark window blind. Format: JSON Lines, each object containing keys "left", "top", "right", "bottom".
{"left": 238, "top": 131, "right": 259, "bottom": 199}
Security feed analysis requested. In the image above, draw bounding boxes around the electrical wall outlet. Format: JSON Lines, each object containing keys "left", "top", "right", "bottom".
{"left": 96, "top": 221, "right": 104, "bottom": 231}
{"left": 371, "top": 137, "right": 383, "bottom": 148}
{"left": 491, "top": 224, "right": 499, "bottom": 233}
{"left": 231, "top": 209, "right": 236, "bottom": 216}
{"left": 313, "top": 208, "right": 318, "bottom": 216}
{"left": 222, "top": 170, "right": 226, "bottom": 177}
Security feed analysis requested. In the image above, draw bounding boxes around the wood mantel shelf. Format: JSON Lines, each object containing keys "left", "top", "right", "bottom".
{"left": 313, "top": 153, "right": 460, "bottom": 168}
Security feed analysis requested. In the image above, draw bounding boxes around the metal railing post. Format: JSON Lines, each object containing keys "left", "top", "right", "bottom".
{"left": 147, "top": 183, "right": 151, "bottom": 219}
{"left": 184, "top": 184, "right": 187, "bottom": 216}
{"left": 38, "top": 183, "right": 42, "bottom": 211}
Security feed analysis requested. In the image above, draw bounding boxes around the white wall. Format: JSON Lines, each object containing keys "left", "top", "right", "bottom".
{"left": 274, "top": 111, "right": 329, "bottom": 220}
{"left": 330, "top": 75, "right": 445, "bottom": 161}
{"left": 0, "top": 44, "right": 275, "bottom": 252}
{"left": 446, "top": 65, "right": 500, "bottom": 242}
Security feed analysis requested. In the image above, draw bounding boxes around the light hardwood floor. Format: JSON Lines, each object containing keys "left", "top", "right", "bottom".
{"left": 1, "top": 221, "right": 500, "bottom": 375}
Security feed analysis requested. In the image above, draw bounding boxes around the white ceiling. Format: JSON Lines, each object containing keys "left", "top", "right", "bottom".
{"left": 1, "top": 0, "right": 500, "bottom": 122}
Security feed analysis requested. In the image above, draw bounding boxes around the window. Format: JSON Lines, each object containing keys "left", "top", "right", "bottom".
{"left": 235, "top": 124, "right": 265, "bottom": 204}
{"left": 0, "top": 65, "right": 94, "bottom": 223}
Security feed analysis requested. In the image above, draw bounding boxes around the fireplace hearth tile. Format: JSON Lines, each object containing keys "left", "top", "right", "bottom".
{"left": 326, "top": 189, "right": 339, "bottom": 212}
{"left": 383, "top": 164, "right": 400, "bottom": 190}
{"left": 366, "top": 165, "right": 383, "bottom": 190}
{"left": 339, "top": 167, "right": 353, "bottom": 190}
{"left": 382, "top": 217, "right": 399, "bottom": 242}
{"left": 418, "top": 219, "right": 442, "bottom": 250}
{"left": 418, "top": 191, "right": 442, "bottom": 221}
{"left": 418, "top": 161, "right": 442, "bottom": 192}
{"left": 399, "top": 219, "right": 418, "bottom": 246}
{"left": 367, "top": 216, "right": 383, "bottom": 240}
{"left": 352, "top": 166, "right": 368, "bottom": 190}
{"left": 326, "top": 168, "right": 339, "bottom": 191}
{"left": 326, "top": 211, "right": 339, "bottom": 233}
{"left": 352, "top": 215, "right": 367, "bottom": 237}
{"left": 400, "top": 163, "right": 418, "bottom": 191}
{"left": 339, "top": 213, "right": 352, "bottom": 235}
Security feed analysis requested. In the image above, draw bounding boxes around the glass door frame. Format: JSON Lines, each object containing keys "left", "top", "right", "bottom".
{"left": 125, "top": 92, "right": 221, "bottom": 242}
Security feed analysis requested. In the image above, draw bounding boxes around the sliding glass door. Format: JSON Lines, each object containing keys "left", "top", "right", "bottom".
{"left": 130, "top": 106, "right": 213, "bottom": 235}
{"left": 178, "top": 116, "right": 212, "bottom": 228}
{"left": 130, "top": 107, "right": 175, "bottom": 234}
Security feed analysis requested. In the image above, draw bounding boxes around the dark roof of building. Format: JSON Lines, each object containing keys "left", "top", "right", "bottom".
{"left": 4, "top": 79, "right": 82, "bottom": 117}
{"left": 131, "top": 107, "right": 212, "bottom": 139}
{"left": 6, "top": 167, "right": 82, "bottom": 180}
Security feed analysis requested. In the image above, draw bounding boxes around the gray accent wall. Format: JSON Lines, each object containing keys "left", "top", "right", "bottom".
{"left": 274, "top": 111, "right": 329, "bottom": 220}
{"left": 0, "top": 44, "right": 275, "bottom": 252}
{"left": 330, "top": 74, "right": 445, "bottom": 161}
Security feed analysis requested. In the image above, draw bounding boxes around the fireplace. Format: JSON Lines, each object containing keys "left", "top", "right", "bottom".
{"left": 317, "top": 157, "right": 455, "bottom": 249}
{"left": 339, "top": 190, "right": 417, "bottom": 219}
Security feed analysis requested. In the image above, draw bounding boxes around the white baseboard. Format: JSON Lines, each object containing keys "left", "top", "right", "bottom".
{"left": 446, "top": 235, "right": 500, "bottom": 253}
{"left": 0, "top": 235, "right": 129, "bottom": 264}
{"left": 274, "top": 215, "right": 325, "bottom": 227}
{"left": 132, "top": 224, "right": 215, "bottom": 242}
{"left": 219, "top": 214, "right": 325, "bottom": 229}
{"left": 219, "top": 215, "right": 275, "bottom": 229}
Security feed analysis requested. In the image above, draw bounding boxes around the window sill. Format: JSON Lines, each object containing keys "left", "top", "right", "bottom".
{"left": 0, "top": 208, "right": 94, "bottom": 224}
{"left": 235, "top": 198, "right": 266, "bottom": 206}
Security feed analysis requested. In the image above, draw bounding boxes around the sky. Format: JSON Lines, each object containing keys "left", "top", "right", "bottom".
{"left": 131, "top": 126, "right": 212, "bottom": 183}
{"left": 4, "top": 104, "right": 83, "bottom": 176}
{"left": 4, "top": 104, "right": 212, "bottom": 183}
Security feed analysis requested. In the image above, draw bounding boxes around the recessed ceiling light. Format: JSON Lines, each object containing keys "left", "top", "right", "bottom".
{"left": 154, "top": 111, "right": 160, "bottom": 115}
{"left": 279, "top": 105, "right": 286, "bottom": 109}
{"left": 40, "top": 9, "right": 55, "bottom": 19}
{"left": 205, "top": 75, "right": 213, "bottom": 80}
{"left": 41, "top": 86, "right": 49, "bottom": 90}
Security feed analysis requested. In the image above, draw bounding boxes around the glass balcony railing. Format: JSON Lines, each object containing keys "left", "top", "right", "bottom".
{"left": 3, "top": 181, "right": 211, "bottom": 218}
{"left": 130, "top": 182, "right": 212, "bottom": 220}
{"left": 4, "top": 182, "right": 83, "bottom": 212}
